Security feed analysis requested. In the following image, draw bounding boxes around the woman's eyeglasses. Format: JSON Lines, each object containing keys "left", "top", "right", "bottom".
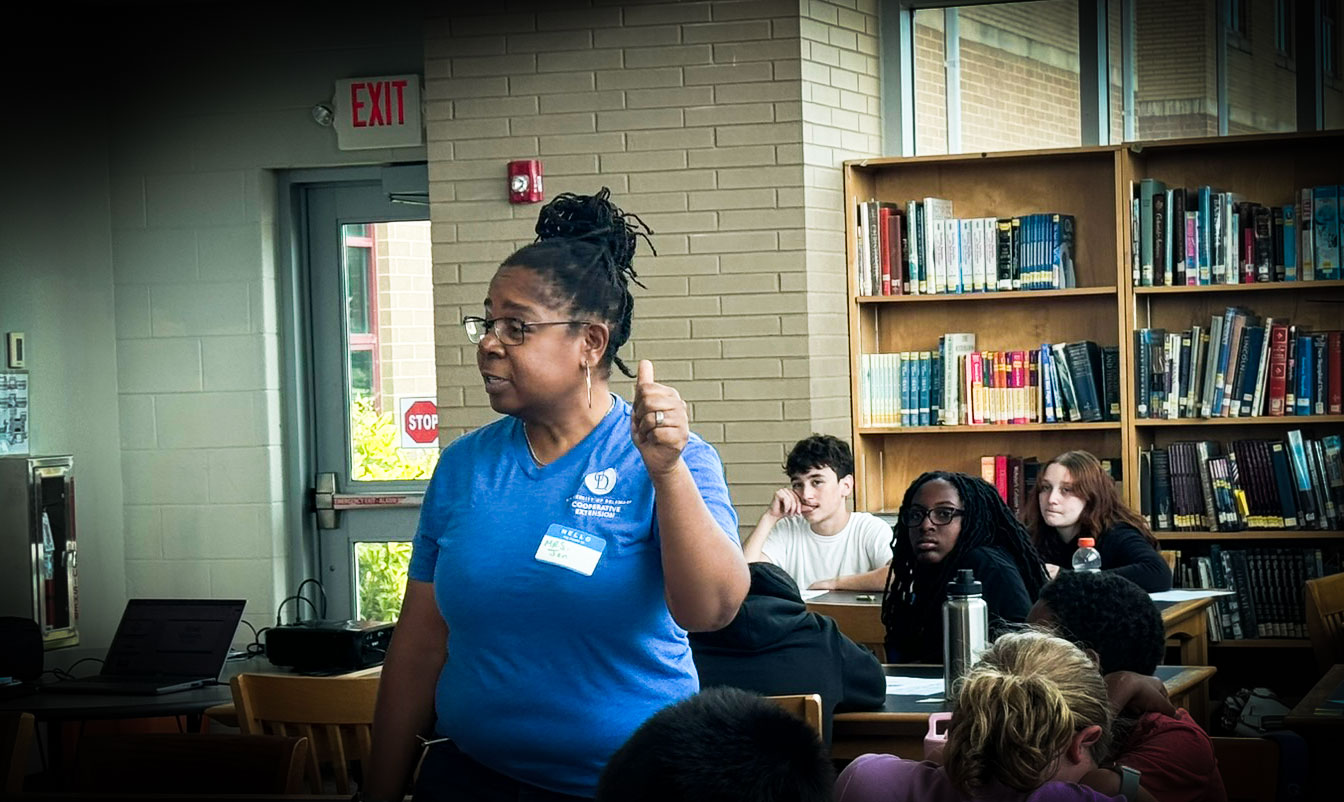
{"left": 463, "top": 316, "right": 588, "bottom": 345}
{"left": 902, "top": 507, "right": 965, "bottom": 527}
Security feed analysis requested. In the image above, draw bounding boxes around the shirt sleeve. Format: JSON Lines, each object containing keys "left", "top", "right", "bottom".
{"left": 964, "top": 547, "right": 1034, "bottom": 626}
{"left": 1099, "top": 525, "right": 1173, "bottom": 592}
{"left": 407, "top": 447, "right": 453, "bottom": 583}
{"left": 679, "top": 436, "right": 740, "bottom": 545}
{"left": 866, "top": 516, "right": 896, "bottom": 568}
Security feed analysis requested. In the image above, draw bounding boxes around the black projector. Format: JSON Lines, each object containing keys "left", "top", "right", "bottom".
{"left": 265, "top": 619, "right": 394, "bottom": 672}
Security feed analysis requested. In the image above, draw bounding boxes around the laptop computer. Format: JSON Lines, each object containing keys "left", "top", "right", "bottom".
{"left": 45, "top": 598, "right": 246, "bottom": 695}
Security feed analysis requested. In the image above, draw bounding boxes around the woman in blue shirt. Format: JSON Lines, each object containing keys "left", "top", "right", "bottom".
{"left": 362, "top": 189, "right": 750, "bottom": 802}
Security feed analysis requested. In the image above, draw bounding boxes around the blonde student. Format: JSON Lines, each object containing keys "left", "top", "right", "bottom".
{"left": 836, "top": 630, "right": 1147, "bottom": 802}
{"left": 742, "top": 434, "right": 893, "bottom": 591}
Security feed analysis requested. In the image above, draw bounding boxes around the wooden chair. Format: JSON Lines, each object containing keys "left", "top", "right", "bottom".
{"left": 230, "top": 672, "right": 379, "bottom": 794}
{"left": 73, "top": 733, "right": 307, "bottom": 793}
{"left": 1305, "top": 572, "right": 1344, "bottom": 672}
{"left": 1211, "top": 736, "right": 1279, "bottom": 802}
{"left": 2, "top": 711, "right": 34, "bottom": 795}
{"left": 807, "top": 601, "right": 886, "bottom": 660}
{"left": 766, "top": 693, "right": 824, "bottom": 736}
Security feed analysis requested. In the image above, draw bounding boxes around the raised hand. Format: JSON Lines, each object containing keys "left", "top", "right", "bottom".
{"left": 766, "top": 488, "right": 802, "bottom": 520}
{"left": 631, "top": 359, "right": 688, "bottom": 477}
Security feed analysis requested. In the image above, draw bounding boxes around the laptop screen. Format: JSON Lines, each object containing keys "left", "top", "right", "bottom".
{"left": 101, "top": 599, "right": 246, "bottom": 679}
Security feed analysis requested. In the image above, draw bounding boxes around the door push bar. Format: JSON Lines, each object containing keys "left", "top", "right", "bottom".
{"left": 313, "top": 472, "right": 424, "bottom": 530}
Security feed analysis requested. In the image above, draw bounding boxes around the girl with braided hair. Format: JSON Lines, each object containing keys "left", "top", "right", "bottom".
{"left": 882, "top": 471, "right": 1048, "bottom": 663}
{"left": 837, "top": 630, "right": 1139, "bottom": 802}
{"left": 364, "top": 188, "right": 749, "bottom": 802}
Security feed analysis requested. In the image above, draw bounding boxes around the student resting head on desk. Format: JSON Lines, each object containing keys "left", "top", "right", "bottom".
{"left": 882, "top": 471, "right": 1048, "bottom": 663}
{"left": 836, "top": 629, "right": 1141, "bottom": 802}
{"left": 1023, "top": 450, "right": 1172, "bottom": 592}
{"left": 1030, "top": 571, "right": 1227, "bottom": 802}
{"left": 359, "top": 189, "right": 749, "bottom": 802}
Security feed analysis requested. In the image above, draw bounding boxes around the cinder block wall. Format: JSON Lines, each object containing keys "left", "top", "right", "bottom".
{"left": 425, "top": 0, "right": 879, "bottom": 527}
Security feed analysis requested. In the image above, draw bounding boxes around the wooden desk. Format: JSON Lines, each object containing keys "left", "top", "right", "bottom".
{"left": 831, "top": 664, "right": 1215, "bottom": 760}
{"left": 1284, "top": 664, "right": 1344, "bottom": 801}
{"left": 1156, "top": 597, "right": 1214, "bottom": 667}
{"left": 806, "top": 591, "right": 885, "bottom": 659}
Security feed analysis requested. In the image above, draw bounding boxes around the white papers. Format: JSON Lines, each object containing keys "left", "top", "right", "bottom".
{"left": 885, "top": 676, "right": 945, "bottom": 696}
{"left": 799, "top": 589, "right": 828, "bottom": 600}
{"left": 1149, "top": 589, "right": 1233, "bottom": 602}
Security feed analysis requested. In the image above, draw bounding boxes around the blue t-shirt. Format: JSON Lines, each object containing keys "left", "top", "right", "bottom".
{"left": 408, "top": 394, "right": 739, "bottom": 797}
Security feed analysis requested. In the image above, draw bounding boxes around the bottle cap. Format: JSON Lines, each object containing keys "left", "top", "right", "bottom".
{"left": 1078, "top": 537, "right": 1096, "bottom": 548}
{"left": 947, "top": 568, "right": 983, "bottom": 597}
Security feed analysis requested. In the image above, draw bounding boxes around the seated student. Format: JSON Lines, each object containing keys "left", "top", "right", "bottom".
{"left": 595, "top": 685, "right": 834, "bottom": 802}
{"left": 835, "top": 630, "right": 1136, "bottom": 802}
{"left": 882, "top": 471, "right": 1048, "bottom": 663}
{"left": 1024, "top": 450, "right": 1172, "bottom": 592}
{"left": 742, "top": 434, "right": 894, "bottom": 591}
{"left": 690, "top": 561, "right": 887, "bottom": 744}
{"left": 1029, "top": 570, "right": 1228, "bottom": 802}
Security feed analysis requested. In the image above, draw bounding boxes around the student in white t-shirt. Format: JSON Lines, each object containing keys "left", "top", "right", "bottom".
{"left": 742, "top": 434, "right": 894, "bottom": 591}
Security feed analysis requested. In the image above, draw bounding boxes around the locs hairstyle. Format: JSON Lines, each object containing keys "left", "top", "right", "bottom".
{"left": 882, "top": 471, "right": 1048, "bottom": 657}
{"left": 502, "top": 187, "right": 653, "bottom": 377}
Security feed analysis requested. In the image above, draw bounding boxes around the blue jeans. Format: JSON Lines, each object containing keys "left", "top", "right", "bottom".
{"left": 413, "top": 741, "right": 593, "bottom": 802}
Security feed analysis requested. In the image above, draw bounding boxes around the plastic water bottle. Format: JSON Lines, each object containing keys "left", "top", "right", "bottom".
{"left": 1071, "top": 536, "right": 1102, "bottom": 573}
{"left": 943, "top": 569, "right": 988, "bottom": 699}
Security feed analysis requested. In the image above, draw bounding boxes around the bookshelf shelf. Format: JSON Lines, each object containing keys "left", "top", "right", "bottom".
{"left": 857, "top": 286, "right": 1116, "bottom": 304}
{"left": 1133, "top": 415, "right": 1344, "bottom": 427}
{"left": 1134, "top": 280, "right": 1344, "bottom": 295}
{"left": 1210, "top": 639, "right": 1312, "bottom": 649}
{"left": 1159, "top": 530, "right": 1344, "bottom": 541}
{"left": 858, "top": 422, "right": 1122, "bottom": 435}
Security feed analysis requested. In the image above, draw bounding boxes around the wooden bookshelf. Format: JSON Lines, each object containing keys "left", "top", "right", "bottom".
{"left": 1211, "top": 638, "right": 1313, "bottom": 649}
{"left": 844, "top": 131, "right": 1344, "bottom": 670}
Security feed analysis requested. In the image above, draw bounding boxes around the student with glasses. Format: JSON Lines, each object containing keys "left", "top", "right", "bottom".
{"left": 362, "top": 189, "right": 749, "bottom": 802}
{"left": 881, "top": 471, "right": 1048, "bottom": 663}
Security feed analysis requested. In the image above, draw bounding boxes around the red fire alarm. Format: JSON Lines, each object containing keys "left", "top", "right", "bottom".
{"left": 508, "top": 160, "right": 543, "bottom": 204}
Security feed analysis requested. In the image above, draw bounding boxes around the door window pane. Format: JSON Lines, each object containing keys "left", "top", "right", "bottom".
{"left": 343, "top": 220, "right": 440, "bottom": 482}
{"left": 355, "top": 541, "right": 411, "bottom": 622}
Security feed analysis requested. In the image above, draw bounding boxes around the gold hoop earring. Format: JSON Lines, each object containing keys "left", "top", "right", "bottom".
{"left": 584, "top": 360, "right": 592, "bottom": 408}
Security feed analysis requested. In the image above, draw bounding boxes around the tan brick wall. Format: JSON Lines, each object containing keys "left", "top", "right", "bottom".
{"left": 425, "top": 1, "right": 869, "bottom": 530}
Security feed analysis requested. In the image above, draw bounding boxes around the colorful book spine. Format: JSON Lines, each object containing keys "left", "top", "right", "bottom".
{"left": 1314, "top": 186, "right": 1340, "bottom": 279}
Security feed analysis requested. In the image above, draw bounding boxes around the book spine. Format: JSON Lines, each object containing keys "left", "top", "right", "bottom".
{"left": 1314, "top": 185, "right": 1341, "bottom": 279}
{"left": 1330, "top": 331, "right": 1342, "bottom": 414}
{"left": 1102, "top": 345, "right": 1121, "bottom": 421}
{"left": 1284, "top": 203, "right": 1297, "bottom": 280}
{"left": 1154, "top": 190, "right": 1168, "bottom": 286}
{"left": 1272, "top": 205, "right": 1286, "bottom": 281}
{"left": 919, "top": 351, "right": 932, "bottom": 426}
{"left": 1300, "top": 188, "right": 1315, "bottom": 281}
{"left": 1172, "top": 188, "right": 1187, "bottom": 286}
{"left": 1152, "top": 448, "right": 1173, "bottom": 531}
{"left": 1254, "top": 204, "right": 1273, "bottom": 282}
{"left": 878, "top": 205, "right": 893, "bottom": 296}
{"left": 1296, "top": 335, "right": 1314, "bottom": 416}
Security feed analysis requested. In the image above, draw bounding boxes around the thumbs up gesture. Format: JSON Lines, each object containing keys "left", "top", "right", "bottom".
{"left": 631, "top": 359, "right": 688, "bottom": 477}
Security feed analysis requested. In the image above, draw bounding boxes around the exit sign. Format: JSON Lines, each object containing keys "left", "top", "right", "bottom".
{"left": 332, "top": 75, "right": 423, "bottom": 150}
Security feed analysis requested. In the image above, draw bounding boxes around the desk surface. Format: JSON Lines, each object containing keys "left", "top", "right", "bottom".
{"left": 1286, "top": 663, "right": 1344, "bottom": 727}
{"left": 0, "top": 656, "right": 379, "bottom": 722}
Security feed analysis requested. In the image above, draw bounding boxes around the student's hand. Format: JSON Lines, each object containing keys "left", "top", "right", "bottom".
{"left": 1105, "top": 671, "right": 1176, "bottom": 717}
{"left": 808, "top": 578, "right": 838, "bottom": 590}
{"left": 764, "top": 488, "right": 802, "bottom": 521}
{"left": 631, "top": 360, "right": 688, "bottom": 478}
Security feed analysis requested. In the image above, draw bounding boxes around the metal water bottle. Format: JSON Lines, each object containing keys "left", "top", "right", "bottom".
{"left": 942, "top": 568, "right": 988, "bottom": 699}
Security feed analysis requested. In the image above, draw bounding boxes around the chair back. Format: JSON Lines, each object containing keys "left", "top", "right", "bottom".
{"left": 73, "top": 733, "right": 307, "bottom": 793}
{"left": 1211, "top": 736, "right": 1279, "bottom": 802}
{"left": 230, "top": 672, "right": 379, "bottom": 794}
{"left": 765, "top": 693, "right": 824, "bottom": 736}
{"left": 807, "top": 601, "right": 886, "bottom": 660}
{"left": 1, "top": 711, "right": 34, "bottom": 795}
{"left": 1305, "top": 572, "right": 1344, "bottom": 672}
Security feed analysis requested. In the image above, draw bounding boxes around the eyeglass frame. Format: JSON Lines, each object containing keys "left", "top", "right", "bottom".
{"left": 462, "top": 316, "right": 591, "bottom": 346}
{"left": 902, "top": 507, "right": 966, "bottom": 527}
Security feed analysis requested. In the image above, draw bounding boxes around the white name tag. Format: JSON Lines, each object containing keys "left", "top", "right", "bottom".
{"left": 534, "top": 524, "right": 606, "bottom": 576}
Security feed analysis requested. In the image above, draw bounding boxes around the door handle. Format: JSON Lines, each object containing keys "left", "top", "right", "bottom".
{"left": 313, "top": 472, "right": 424, "bottom": 529}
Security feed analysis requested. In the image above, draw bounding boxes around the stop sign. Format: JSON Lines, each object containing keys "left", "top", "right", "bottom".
{"left": 403, "top": 400, "right": 438, "bottom": 445}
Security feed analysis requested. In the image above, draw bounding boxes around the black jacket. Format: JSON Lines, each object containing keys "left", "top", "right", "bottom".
{"left": 1042, "top": 523, "right": 1173, "bottom": 592}
{"left": 689, "top": 562, "right": 887, "bottom": 743}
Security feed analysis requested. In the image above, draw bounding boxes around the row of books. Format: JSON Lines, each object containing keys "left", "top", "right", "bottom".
{"left": 1139, "top": 433, "right": 1344, "bottom": 534}
{"left": 1170, "top": 546, "right": 1338, "bottom": 641}
{"left": 1135, "top": 310, "right": 1342, "bottom": 419}
{"left": 853, "top": 198, "right": 1077, "bottom": 296}
{"left": 858, "top": 336, "right": 1119, "bottom": 427}
{"left": 1131, "top": 181, "right": 1343, "bottom": 286}
{"left": 978, "top": 453, "right": 1122, "bottom": 519}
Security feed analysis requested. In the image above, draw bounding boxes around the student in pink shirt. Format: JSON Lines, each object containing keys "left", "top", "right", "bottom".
{"left": 835, "top": 630, "right": 1142, "bottom": 802}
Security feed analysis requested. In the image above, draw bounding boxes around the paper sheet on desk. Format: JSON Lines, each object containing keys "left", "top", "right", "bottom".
{"left": 800, "top": 589, "right": 828, "bottom": 600}
{"left": 886, "top": 676, "right": 945, "bottom": 696}
{"left": 1149, "top": 589, "right": 1233, "bottom": 601}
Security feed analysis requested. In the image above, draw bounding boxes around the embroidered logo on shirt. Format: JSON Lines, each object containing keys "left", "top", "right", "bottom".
{"left": 583, "top": 467, "right": 618, "bottom": 496}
